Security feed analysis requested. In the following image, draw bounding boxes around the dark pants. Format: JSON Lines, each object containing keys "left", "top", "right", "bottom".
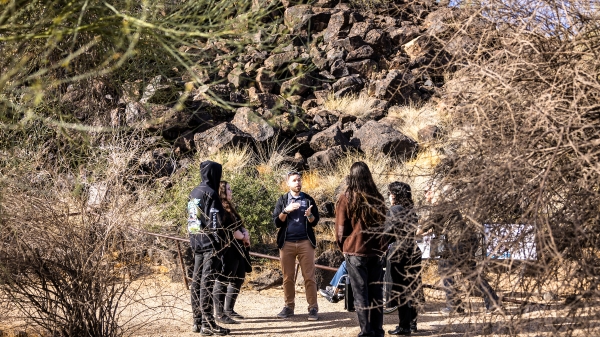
{"left": 439, "top": 241, "right": 499, "bottom": 310}
{"left": 191, "top": 250, "right": 221, "bottom": 325}
{"left": 214, "top": 246, "right": 246, "bottom": 316}
{"left": 388, "top": 249, "right": 421, "bottom": 330}
{"left": 346, "top": 255, "right": 385, "bottom": 337}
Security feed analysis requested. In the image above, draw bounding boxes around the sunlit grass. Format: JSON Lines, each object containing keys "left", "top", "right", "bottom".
{"left": 323, "top": 92, "right": 382, "bottom": 117}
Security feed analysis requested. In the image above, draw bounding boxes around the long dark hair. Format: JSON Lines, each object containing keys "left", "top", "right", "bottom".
{"left": 219, "top": 181, "right": 242, "bottom": 224}
{"left": 344, "top": 161, "right": 386, "bottom": 226}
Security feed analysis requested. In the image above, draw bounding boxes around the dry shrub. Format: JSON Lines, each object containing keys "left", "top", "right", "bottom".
{"left": 323, "top": 92, "right": 383, "bottom": 117}
{"left": 409, "top": 0, "right": 600, "bottom": 334}
{"left": 387, "top": 104, "right": 443, "bottom": 142}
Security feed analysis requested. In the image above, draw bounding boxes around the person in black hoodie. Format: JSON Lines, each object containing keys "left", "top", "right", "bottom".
{"left": 384, "top": 182, "right": 422, "bottom": 336}
{"left": 272, "top": 171, "right": 320, "bottom": 321}
{"left": 187, "top": 161, "right": 230, "bottom": 336}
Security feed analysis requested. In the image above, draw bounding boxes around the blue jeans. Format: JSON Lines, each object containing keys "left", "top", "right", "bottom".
{"left": 330, "top": 260, "right": 348, "bottom": 287}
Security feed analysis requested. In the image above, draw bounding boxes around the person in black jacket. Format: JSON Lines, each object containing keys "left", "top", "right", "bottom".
{"left": 187, "top": 161, "right": 230, "bottom": 336}
{"left": 213, "top": 181, "right": 251, "bottom": 325}
{"left": 272, "top": 171, "right": 320, "bottom": 321}
{"left": 384, "top": 182, "right": 422, "bottom": 336}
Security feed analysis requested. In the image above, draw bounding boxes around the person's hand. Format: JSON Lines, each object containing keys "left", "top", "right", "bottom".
{"left": 284, "top": 202, "right": 301, "bottom": 213}
{"left": 304, "top": 205, "right": 313, "bottom": 217}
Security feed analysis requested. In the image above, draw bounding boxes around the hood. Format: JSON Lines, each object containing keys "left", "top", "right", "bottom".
{"left": 200, "top": 160, "right": 222, "bottom": 191}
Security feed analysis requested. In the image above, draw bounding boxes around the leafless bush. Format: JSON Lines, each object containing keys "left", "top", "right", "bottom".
{"left": 408, "top": 0, "right": 600, "bottom": 334}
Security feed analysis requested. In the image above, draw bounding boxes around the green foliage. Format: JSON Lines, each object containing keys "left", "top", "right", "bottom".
{"left": 225, "top": 170, "right": 281, "bottom": 244}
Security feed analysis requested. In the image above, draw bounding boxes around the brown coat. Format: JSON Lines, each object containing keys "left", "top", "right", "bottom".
{"left": 335, "top": 193, "right": 387, "bottom": 257}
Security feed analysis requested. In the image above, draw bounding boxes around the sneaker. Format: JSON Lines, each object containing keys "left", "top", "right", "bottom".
{"left": 319, "top": 288, "right": 332, "bottom": 298}
{"left": 200, "top": 323, "right": 230, "bottom": 336}
{"left": 192, "top": 324, "right": 201, "bottom": 333}
{"left": 325, "top": 292, "right": 340, "bottom": 303}
{"left": 308, "top": 308, "right": 319, "bottom": 321}
{"left": 440, "top": 306, "right": 466, "bottom": 315}
{"left": 277, "top": 306, "right": 294, "bottom": 318}
{"left": 216, "top": 315, "right": 239, "bottom": 324}
{"left": 225, "top": 310, "right": 244, "bottom": 319}
{"left": 326, "top": 285, "right": 335, "bottom": 293}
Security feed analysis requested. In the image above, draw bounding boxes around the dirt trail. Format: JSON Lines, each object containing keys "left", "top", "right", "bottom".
{"left": 126, "top": 276, "right": 597, "bottom": 337}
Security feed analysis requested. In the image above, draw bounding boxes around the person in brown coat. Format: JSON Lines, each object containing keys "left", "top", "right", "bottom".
{"left": 335, "top": 161, "right": 388, "bottom": 337}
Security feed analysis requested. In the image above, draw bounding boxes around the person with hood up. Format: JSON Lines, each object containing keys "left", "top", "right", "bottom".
{"left": 187, "top": 161, "right": 231, "bottom": 336}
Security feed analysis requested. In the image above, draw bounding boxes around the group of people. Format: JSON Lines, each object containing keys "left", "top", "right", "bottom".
{"left": 186, "top": 160, "right": 502, "bottom": 336}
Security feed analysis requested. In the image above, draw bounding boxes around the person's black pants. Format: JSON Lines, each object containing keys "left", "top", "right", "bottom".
{"left": 388, "top": 251, "right": 421, "bottom": 330}
{"left": 346, "top": 255, "right": 385, "bottom": 337}
{"left": 438, "top": 241, "right": 499, "bottom": 310}
{"left": 191, "top": 250, "right": 221, "bottom": 325}
{"left": 214, "top": 247, "right": 246, "bottom": 316}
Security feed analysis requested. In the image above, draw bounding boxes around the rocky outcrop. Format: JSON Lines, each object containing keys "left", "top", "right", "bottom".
{"left": 351, "top": 120, "right": 418, "bottom": 158}
{"left": 193, "top": 123, "right": 253, "bottom": 154}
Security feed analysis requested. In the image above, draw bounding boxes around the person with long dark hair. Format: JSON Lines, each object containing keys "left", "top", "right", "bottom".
{"left": 335, "top": 161, "right": 388, "bottom": 337}
{"left": 384, "top": 182, "right": 422, "bottom": 336}
{"left": 213, "top": 181, "right": 251, "bottom": 325}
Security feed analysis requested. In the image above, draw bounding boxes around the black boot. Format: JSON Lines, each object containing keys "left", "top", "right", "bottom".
{"left": 200, "top": 323, "right": 230, "bottom": 336}
{"left": 388, "top": 326, "right": 411, "bottom": 335}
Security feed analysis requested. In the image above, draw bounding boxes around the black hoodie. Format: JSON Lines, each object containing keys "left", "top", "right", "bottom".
{"left": 187, "top": 161, "right": 227, "bottom": 253}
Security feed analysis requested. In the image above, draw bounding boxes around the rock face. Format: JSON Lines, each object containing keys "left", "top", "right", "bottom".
{"left": 249, "top": 269, "right": 283, "bottom": 291}
{"left": 351, "top": 121, "right": 418, "bottom": 158}
{"left": 307, "top": 145, "right": 345, "bottom": 170}
{"left": 314, "top": 249, "right": 345, "bottom": 289}
{"left": 193, "top": 123, "right": 253, "bottom": 154}
{"left": 309, "top": 124, "right": 351, "bottom": 152}
{"left": 231, "top": 108, "right": 276, "bottom": 142}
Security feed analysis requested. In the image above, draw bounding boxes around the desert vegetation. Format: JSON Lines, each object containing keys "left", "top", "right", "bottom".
{"left": 1, "top": 0, "right": 599, "bottom": 336}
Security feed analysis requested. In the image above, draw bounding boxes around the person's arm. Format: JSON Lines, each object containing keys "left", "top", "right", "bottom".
{"left": 273, "top": 196, "right": 286, "bottom": 228}
{"left": 306, "top": 197, "right": 320, "bottom": 227}
{"left": 233, "top": 229, "right": 245, "bottom": 240}
{"left": 334, "top": 194, "right": 350, "bottom": 251}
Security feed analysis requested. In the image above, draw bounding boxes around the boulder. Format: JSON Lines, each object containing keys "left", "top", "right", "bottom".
{"left": 249, "top": 87, "right": 283, "bottom": 109}
{"left": 142, "top": 104, "right": 193, "bottom": 133}
{"left": 139, "top": 75, "right": 178, "bottom": 104}
{"left": 374, "top": 70, "right": 415, "bottom": 103}
{"left": 256, "top": 67, "right": 276, "bottom": 93}
{"left": 310, "top": 47, "right": 329, "bottom": 70}
{"left": 332, "top": 74, "right": 364, "bottom": 92}
{"left": 351, "top": 120, "right": 418, "bottom": 158}
{"left": 326, "top": 47, "right": 347, "bottom": 62}
{"left": 330, "top": 59, "right": 349, "bottom": 78}
{"left": 295, "top": 131, "right": 316, "bottom": 158}
{"left": 249, "top": 269, "right": 283, "bottom": 291}
{"left": 346, "top": 45, "right": 375, "bottom": 61}
{"left": 307, "top": 145, "right": 345, "bottom": 170}
{"left": 341, "top": 36, "right": 366, "bottom": 52}
{"left": 417, "top": 125, "right": 441, "bottom": 142}
{"left": 314, "top": 249, "right": 345, "bottom": 290}
{"left": 139, "top": 148, "right": 176, "bottom": 178}
{"left": 280, "top": 74, "right": 315, "bottom": 96}
{"left": 270, "top": 112, "right": 308, "bottom": 137}
{"left": 388, "top": 25, "right": 420, "bottom": 45}
{"left": 364, "top": 29, "right": 387, "bottom": 48}
{"left": 284, "top": 5, "right": 313, "bottom": 32}
{"left": 232, "top": 108, "right": 276, "bottom": 142}
{"left": 403, "top": 36, "right": 431, "bottom": 61}
{"left": 313, "top": 90, "right": 330, "bottom": 105}
{"left": 334, "top": 85, "right": 361, "bottom": 99}
{"left": 323, "top": 11, "right": 349, "bottom": 42}
{"left": 193, "top": 123, "right": 253, "bottom": 154}
{"left": 174, "top": 130, "right": 196, "bottom": 152}
{"left": 349, "top": 21, "right": 374, "bottom": 39}
{"left": 227, "top": 67, "right": 246, "bottom": 88}
{"left": 346, "top": 59, "right": 378, "bottom": 78}
{"left": 264, "top": 50, "right": 298, "bottom": 69}
{"left": 310, "top": 124, "right": 351, "bottom": 152}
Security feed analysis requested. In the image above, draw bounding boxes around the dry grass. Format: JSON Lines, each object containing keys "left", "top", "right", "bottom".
{"left": 387, "top": 103, "right": 443, "bottom": 142}
{"left": 323, "top": 92, "right": 382, "bottom": 117}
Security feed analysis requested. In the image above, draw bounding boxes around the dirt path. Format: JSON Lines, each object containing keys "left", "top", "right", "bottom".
{"left": 125, "top": 276, "right": 598, "bottom": 337}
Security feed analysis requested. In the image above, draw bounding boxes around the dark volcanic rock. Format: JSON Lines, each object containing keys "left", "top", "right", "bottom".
{"left": 351, "top": 120, "right": 418, "bottom": 158}
{"left": 193, "top": 122, "right": 253, "bottom": 154}
{"left": 310, "top": 124, "right": 351, "bottom": 152}
{"left": 346, "top": 45, "right": 375, "bottom": 61}
{"left": 264, "top": 51, "right": 298, "bottom": 69}
{"left": 256, "top": 67, "right": 276, "bottom": 93}
{"left": 280, "top": 74, "right": 315, "bottom": 96}
{"left": 332, "top": 74, "right": 364, "bottom": 92}
{"left": 314, "top": 249, "right": 345, "bottom": 290}
{"left": 346, "top": 59, "right": 378, "bottom": 78}
{"left": 374, "top": 69, "right": 415, "bottom": 104}
{"left": 307, "top": 145, "right": 345, "bottom": 170}
{"left": 418, "top": 125, "right": 441, "bottom": 142}
{"left": 323, "top": 11, "right": 349, "bottom": 42}
{"left": 249, "top": 269, "right": 283, "bottom": 291}
{"left": 232, "top": 108, "right": 276, "bottom": 142}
